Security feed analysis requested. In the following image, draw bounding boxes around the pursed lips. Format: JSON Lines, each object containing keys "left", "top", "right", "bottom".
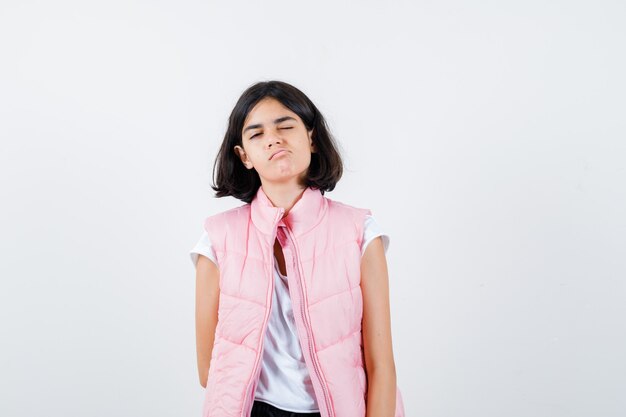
{"left": 269, "top": 149, "right": 288, "bottom": 160}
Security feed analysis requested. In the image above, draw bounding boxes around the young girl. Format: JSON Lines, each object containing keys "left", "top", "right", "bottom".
{"left": 190, "top": 80, "right": 404, "bottom": 417}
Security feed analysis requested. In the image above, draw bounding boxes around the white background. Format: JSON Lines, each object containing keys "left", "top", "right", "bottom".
{"left": 1, "top": 1, "right": 625, "bottom": 416}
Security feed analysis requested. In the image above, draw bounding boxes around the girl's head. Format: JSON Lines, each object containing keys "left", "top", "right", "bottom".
{"left": 212, "top": 80, "right": 343, "bottom": 203}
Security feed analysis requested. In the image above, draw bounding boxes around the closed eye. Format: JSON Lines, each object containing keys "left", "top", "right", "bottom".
{"left": 250, "top": 127, "right": 293, "bottom": 139}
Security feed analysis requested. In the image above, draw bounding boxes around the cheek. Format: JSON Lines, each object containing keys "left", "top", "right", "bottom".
{"left": 296, "top": 152, "right": 313, "bottom": 169}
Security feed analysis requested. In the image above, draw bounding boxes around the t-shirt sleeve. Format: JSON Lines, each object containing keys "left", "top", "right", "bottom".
{"left": 360, "top": 214, "right": 390, "bottom": 257}
{"left": 189, "top": 230, "right": 218, "bottom": 268}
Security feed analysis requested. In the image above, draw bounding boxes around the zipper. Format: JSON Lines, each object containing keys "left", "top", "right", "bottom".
{"left": 283, "top": 227, "right": 334, "bottom": 417}
{"left": 241, "top": 208, "right": 284, "bottom": 417}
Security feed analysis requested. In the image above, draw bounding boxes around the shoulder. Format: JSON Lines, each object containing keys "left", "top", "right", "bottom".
{"left": 361, "top": 214, "right": 390, "bottom": 255}
{"left": 199, "top": 204, "right": 250, "bottom": 258}
{"left": 325, "top": 195, "right": 372, "bottom": 221}
{"left": 203, "top": 203, "right": 250, "bottom": 232}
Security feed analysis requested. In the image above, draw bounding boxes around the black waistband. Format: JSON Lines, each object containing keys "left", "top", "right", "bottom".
{"left": 251, "top": 400, "right": 321, "bottom": 417}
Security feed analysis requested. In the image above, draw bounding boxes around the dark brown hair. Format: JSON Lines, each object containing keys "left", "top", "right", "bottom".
{"left": 211, "top": 80, "right": 344, "bottom": 204}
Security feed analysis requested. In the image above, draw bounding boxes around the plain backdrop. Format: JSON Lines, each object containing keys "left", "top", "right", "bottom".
{"left": 1, "top": 1, "right": 625, "bottom": 416}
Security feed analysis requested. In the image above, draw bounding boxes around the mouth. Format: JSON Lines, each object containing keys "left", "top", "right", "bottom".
{"left": 269, "top": 149, "right": 288, "bottom": 160}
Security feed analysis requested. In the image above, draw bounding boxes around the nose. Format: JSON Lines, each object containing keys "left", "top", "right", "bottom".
{"left": 264, "top": 130, "right": 283, "bottom": 148}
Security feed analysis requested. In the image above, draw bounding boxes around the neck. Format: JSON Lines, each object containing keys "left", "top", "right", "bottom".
{"left": 260, "top": 182, "right": 307, "bottom": 217}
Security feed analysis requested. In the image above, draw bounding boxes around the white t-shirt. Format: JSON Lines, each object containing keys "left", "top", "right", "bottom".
{"left": 189, "top": 214, "right": 389, "bottom": 413}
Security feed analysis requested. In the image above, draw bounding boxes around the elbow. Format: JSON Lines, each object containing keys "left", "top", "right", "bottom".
{"left": 199, "top": 371, "right": 208, "bottom": 389}
{"left": 366, "top": 359, "right": 397, "bottom": 381}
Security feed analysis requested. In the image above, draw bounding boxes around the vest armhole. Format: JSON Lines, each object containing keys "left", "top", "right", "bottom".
{"left": 203, "top": 216, "right": 222, "bottom": 270}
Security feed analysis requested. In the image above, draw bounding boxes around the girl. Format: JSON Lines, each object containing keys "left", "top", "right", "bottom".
{"left": 190, "top": 80, "right": 404, "bottom": 417}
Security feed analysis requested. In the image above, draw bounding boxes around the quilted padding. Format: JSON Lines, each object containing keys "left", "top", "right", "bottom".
{"left": 200, "top": 186, "right": 404, "bottom": 417}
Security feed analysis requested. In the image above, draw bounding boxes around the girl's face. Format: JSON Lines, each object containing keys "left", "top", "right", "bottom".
{"left": 234, "top": 97, "right": 316, "bottom": 188}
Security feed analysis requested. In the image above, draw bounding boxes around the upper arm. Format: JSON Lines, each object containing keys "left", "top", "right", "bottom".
{"left": 360, "top": 236, "right": 396, "bottom": 375}
{"left": 196, "top": 255, "right": 220, "bottom": 320}
{"left": 195, "top": 255, "right": 220, "bottom": 387}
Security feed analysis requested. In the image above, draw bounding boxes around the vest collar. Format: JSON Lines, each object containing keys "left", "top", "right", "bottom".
{"left": 250, "top": 185, "right": 328, "bottom": 237}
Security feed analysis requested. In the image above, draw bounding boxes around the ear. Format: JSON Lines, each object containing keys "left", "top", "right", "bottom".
{"left": 308, "top": 129, "right": 316, "bottom": 153}
{"left": 234, "top": 145, "right": 254, "bottom": 169}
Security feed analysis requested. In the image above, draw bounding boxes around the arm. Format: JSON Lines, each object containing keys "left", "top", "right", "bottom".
{"left": 361, "top": 236, "right": 397, "bottom": 417}
{"left": 195, "top": 255, "right": 220, "bottom": 388}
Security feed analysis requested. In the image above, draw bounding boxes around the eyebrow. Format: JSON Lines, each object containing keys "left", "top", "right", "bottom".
{"left": 243, "top": 116, "right": 297, "bottom": 135}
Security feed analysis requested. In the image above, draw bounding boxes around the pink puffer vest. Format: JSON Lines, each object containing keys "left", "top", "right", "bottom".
{"left": 201, "top": 185, "right": 404, "bottom": 417}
